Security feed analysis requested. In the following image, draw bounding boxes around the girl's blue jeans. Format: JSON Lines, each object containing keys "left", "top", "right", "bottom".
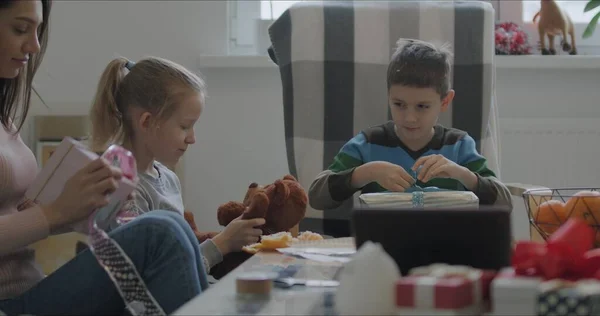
{"left": 0, "top": 210, "right": 208, "bottom": 315}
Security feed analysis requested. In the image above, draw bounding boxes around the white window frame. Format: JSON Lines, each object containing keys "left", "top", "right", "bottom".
{"left": 228, "top": 0, "right": 599, "bottom": 56}
{"left": 227, "top": 0, "right": 313, "bottom": 55}
{"left": 227, "top": 0, "right": 262, "bottom": 55}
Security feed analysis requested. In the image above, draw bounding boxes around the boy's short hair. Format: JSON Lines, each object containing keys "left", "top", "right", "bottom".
{"left": 387, "top": 38, "right": 453, "bottom": 97}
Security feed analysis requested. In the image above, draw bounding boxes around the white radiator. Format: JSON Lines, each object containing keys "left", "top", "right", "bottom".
{"left": 499, "top": 118, "right": 600, "bottom": 189}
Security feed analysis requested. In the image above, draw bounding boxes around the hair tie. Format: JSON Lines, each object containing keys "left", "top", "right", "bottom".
{"left": 125, "top": 61, "right": 136, "bottom": 70}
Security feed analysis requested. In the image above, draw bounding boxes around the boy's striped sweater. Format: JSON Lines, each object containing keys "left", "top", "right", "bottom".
{"left": 308, "top": 121, "right": 512, "bottom": 210}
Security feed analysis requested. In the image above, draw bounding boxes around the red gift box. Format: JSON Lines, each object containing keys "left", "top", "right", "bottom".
{"left": 396, "top": 264, "right": 496, "bottom": 310}
{"left": 396, "top": 276, "right": 474, "bottom": 309}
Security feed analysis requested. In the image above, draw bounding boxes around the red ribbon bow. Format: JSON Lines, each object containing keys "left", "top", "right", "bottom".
{"left": 512, "top": 218, "right": 600, "bottom": 280}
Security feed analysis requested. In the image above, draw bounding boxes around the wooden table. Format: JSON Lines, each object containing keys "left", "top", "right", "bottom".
{"left": 174, "top": 246, "right": 350, "bottom": 315}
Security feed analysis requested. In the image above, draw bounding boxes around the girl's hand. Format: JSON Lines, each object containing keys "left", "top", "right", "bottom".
{"left": 212, "top": 214, "right": 265, "bottom": 255}
{"left": 42, "top": 158, "right": 123, "bottom": 233}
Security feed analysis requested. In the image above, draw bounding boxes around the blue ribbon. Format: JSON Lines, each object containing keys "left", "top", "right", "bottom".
{"left": 406, "top": 166, "right": 447, "bottom": 206}
{"left": 411, "top": 191, "right": 424, "bottom": 207}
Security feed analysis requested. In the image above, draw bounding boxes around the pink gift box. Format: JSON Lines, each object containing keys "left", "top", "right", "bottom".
{"left": 25, "top": 137, "right": 137, "bottom": 234}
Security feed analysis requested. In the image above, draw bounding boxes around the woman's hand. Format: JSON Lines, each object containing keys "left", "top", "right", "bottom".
{"left": 42, "top": 158, "right": 123, "bottom": 233}
{"left": 212, "top": 214, "right": 265, "bottom": 255}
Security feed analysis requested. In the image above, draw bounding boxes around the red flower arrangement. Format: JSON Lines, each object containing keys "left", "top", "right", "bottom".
{"left": 495, "top": 22, "right": 532, "bottom": 55}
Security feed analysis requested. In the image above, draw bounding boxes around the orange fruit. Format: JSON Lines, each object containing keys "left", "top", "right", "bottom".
{"left": 564, "top": 190, "right": 600, "bottom": 246}
{"left": 565, "top": 191, "right": 600, "bottom": 225}
{"left": 535, "top": 200, "right": 567, "bottom": 235}
{"left": 260, "top": 232, "right": 293, "bottom": 249}
{"left": 297, "top": 231, "right": 324, "bottom": 241}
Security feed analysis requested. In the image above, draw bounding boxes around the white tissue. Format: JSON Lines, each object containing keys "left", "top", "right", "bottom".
{"left": 334, "top": 241, "right": 401, "bottom": 315}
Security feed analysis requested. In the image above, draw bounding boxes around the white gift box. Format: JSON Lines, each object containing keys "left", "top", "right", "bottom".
{"left": 26, "top": 137, "right": 136, "bottom": 234}
{"left": 490, "top": 267, "right": 543, "bottom": 315}
{"left": 359, "top": 191, "right": 479, "bottom": 208}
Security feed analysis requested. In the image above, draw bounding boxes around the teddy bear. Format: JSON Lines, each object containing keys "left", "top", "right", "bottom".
{"left": 217, "top": 174, "right": 308, "bottom": 235}
{"left": 204, "top": 175, "right": 308, "bottom": 279}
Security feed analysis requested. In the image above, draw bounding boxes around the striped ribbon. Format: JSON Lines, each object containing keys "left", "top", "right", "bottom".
{"left": 86, "top": 145, "right": 166, "bottom": 315}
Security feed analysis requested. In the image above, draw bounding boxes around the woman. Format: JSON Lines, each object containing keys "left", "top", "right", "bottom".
{"left": 0, "top": 1, "right": 208, "bottom": 314}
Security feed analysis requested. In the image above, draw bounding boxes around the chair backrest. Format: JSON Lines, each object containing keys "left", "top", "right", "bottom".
{"left": 268, "top": 1, "right": 499, "bottom": 237}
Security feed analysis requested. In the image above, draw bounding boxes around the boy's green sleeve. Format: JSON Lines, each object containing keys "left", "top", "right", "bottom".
{"left": 308, "top": 133, "right": 367, "bottom": 211}
{"left": 458, "top": 135, "right": 512, "bottom": 208}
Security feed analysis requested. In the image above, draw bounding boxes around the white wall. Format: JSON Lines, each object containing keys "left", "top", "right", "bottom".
{"left": 22, "top": 2, "right": 600, "bottom": 240}
{"left": 29, "top": 1, "right": 227, "bottom": 115}
{"left": 185, "top": 67, "right": 289, "bottom": 230}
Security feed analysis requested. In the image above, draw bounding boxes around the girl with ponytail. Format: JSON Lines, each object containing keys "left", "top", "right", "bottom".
{"left": 89, "top": 56, "right": 265, "bottom": 278}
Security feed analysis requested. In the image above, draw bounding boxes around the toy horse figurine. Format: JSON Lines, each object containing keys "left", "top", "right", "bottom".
{"left": 533, "top": 0, "right": 577, "bottom": 55}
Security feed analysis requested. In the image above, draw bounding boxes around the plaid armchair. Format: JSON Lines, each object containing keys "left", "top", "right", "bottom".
{"left": 267, "top": 1, "right": 535, "bottom": 238}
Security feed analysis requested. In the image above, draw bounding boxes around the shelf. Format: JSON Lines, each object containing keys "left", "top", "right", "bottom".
{"left": 197, "top": 55, "right": 600, "bottom": 70}
{"left": 494, "top": 55, "right": 600, "bottom": 70}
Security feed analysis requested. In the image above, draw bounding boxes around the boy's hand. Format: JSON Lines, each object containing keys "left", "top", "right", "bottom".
{"left": 412, "top": 155, "right": 478, "bottom": 190}
{"left": 369, "top": 161, "right": 415, "bottom": 192}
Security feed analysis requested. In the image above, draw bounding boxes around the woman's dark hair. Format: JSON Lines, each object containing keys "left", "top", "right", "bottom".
{"left": 0, "top": 0, "right": 52, "bottom": 133}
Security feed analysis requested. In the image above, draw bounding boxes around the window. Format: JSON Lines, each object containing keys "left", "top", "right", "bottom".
{"left": 229, "top": 0, "right": 599, "bottom": 56}
{"left": 499, "top": 0, "right": 600, "bottom": 55}
{"left": 227, "top": 0, "right": 304, "bottom": 55}
{"left": 258, "top": 0, "right": 486, "bottom": 21}
{"left": 522, "top": 1, "right": 593, "bottom": 24}
{"left": 261, "top": 0, "right": 302, "bottom": 20}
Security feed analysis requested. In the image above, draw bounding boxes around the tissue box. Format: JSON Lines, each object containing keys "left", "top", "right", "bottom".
{"left": 395, "top": 267, "right": 492, "bottom": 315}
{"left": 537, "top": 280, "right": 600, "bottom": 316}
{"left": 490, "top": 267, "right": 543, "bottom": 316}
{"left": 25, "top": 137, "right": 136, "bottom": 234}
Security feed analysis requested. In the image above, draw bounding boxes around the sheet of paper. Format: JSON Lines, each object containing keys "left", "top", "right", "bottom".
{"left": 294, "top": 253, "right": 352, "bottom": 263}
{"left": 288, "top": 247, "right": 355, "bottom": 256}
{"left": 277, "top": 247, "right": 355, "bottom": 263}
{"left": 291, "top": 237, "right": 354, "bottom": 247}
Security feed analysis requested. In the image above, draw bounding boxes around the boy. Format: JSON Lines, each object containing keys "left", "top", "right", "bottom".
{"left": 308, "top": 39, "right": 511, "bottom": 211}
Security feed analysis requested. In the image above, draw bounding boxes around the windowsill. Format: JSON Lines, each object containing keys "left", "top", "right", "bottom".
{"left": 198, "top": 55, "right": 276, "bottom": 69}
{"left": 495, "top": 55, "right": 600, "bottom": 70}
{"left": 197, "top": 55, "right": 600, "bottom": 70}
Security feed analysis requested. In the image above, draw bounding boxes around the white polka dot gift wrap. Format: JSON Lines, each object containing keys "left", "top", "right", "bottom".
{"left": 536, "top": 279, "right": 600, "bottom": 316}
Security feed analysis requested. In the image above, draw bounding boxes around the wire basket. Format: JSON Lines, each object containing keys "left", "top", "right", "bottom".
{"left": 523, "top": 188, "right": 600, "bottom": 246}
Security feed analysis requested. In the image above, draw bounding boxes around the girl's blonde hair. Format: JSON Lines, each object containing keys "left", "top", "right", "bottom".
{"left": 89, "top": 56, "right": 206, "bottom": 152}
